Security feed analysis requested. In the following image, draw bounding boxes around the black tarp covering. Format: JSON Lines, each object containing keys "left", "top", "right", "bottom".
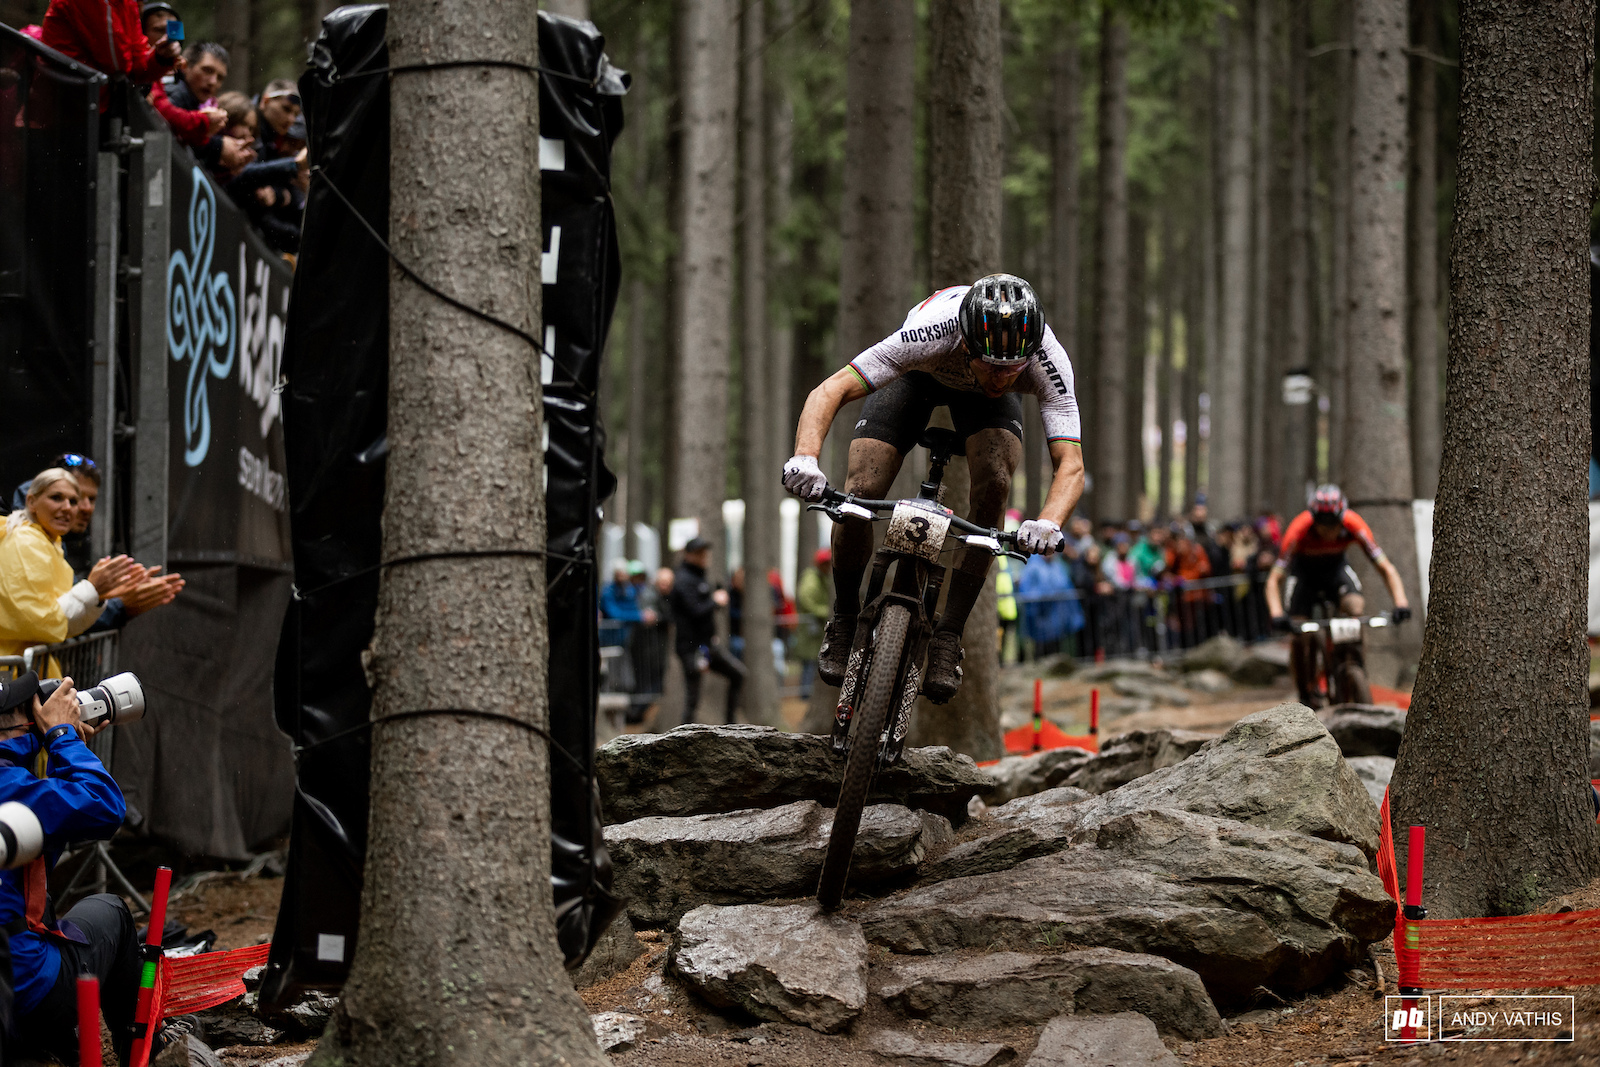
{"left": 0, "top": 26, "right": 103, "bottom": 495}
{"left": 261, "top": 7, "right": 626, "bottom": 1007}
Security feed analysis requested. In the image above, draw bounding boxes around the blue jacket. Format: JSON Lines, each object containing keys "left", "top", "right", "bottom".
{"left": 600, "top": 581, "right": 643, "bottom": 624}
{"left": 0, "top": 730, "right": 125, "bottom": 1013}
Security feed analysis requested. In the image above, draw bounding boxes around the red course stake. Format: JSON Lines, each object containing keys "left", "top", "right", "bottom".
{"left": 1031, "top": 679, "right": 1044, "bottom": 752}
{"left": 128, "top": 866, "right": 173, "bottom": 1067}
{"left": 1089, "top": 688, "right": 1100, "bottom": 736}
{"left": 78, "top": 975, "right": 102, "bottom": 1067}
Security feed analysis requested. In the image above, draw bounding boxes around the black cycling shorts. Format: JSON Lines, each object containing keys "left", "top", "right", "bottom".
{"left": 852, "top": 372, "right": 1025, "bottom": 454}
{"left": 1284, "top": 559, "right": 1363, "bottom": 617}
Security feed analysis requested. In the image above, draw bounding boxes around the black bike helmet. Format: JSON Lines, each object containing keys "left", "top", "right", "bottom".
{"left": 1308, "top": 483, "right": 1347, "bottom": 521}
{"left": 958, "top": 274, "right": 1045, "bottom": 366}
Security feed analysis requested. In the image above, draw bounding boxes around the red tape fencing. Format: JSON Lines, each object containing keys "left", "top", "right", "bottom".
{"left": 1379, "top": 790, "right": 1600, "bottom": 989}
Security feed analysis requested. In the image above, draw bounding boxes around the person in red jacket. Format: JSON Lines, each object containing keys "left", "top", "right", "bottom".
{"left": 40, "top": 0, "right": 180, "bottom": 87}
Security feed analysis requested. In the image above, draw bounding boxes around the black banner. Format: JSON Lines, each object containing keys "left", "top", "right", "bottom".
{"left": 261, "top": 7, "right": 626, "bottom": 1007}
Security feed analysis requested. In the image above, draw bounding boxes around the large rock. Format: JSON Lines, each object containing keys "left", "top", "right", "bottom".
{"left": 671, "top": 903, "right": 868, "bottom": 1033}
{"left": 1590, "top": 719, "right": 1600, "bottom": 778}
{"left": 1320, "top": 705, "right": 1406, "bottom": 758}
{"left": 865, "top": 1030, "right": 1016, "bottom": 1067}
{"left": 1075, "top": 660, "right": 1162, "bottom": 683}
{"left": 1345, "top": 756, "right": 1393, "bottom": 806}
{"left": 1063, "top": 729, "right": 1213, "bottom": 795}
{"left": 1110, "top": 675, "right": 1193, "bottom": 707}
{"left": 597, "top": 724, "right": 993, "bottom": 824}
{"left": 573, "top": 913, "right": 645, "bottom": 988}
{"left": 607, "top": 800, "right": 952, "bottom": 924}
{"left": 925, "top": 704, "right": 1380, "bottom": 879}
{"left": 1024, "top": 1013, "right": 1179, "bottom": 1067}
{"left": 1228, "top": 643, "right": 1289, "bottom": 687}
{"left": 982, "top": 748, "right": 1093, "bottom": 805}
{"left": 875, "top": 948, "right": 1221, "bottom": 1038}
{"left": 591, "top": 1012, "right": 647, "bottom": 1054}
{"left": 1178, "top": 634, "right": 1246, "bottom": 674}
{"left": 1181, "top": 668, "right": 1233, "bottom": 694}
{"left": 861, "top": 808, "right": 1393, "bottom": 1006}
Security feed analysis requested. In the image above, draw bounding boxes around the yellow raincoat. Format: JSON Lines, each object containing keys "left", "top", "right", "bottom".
{"left": 0, "top": 521, "right": 78, "bottom": 662}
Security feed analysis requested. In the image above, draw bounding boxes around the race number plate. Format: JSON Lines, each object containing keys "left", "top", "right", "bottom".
{"left": 1329, "top": 617, "right": 1363, "bottom": 644}
{"left": 883, "top": 502, "right": 951, "bottom": 561}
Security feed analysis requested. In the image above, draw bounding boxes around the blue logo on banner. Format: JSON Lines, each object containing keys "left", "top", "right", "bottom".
{"left": 168, "top": 166, "right": 236, "bottom": 467}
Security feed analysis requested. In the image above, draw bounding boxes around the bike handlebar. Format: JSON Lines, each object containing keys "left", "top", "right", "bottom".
{"left": 813, "top": 486, "right": 1064, "bottom": 556}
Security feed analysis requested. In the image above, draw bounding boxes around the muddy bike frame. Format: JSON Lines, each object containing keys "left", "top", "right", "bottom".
{"left": 807, "top": 428, "right": 1035, "bottom": 907}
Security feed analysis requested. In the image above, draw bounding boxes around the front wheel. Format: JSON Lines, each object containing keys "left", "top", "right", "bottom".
{"left": 1333, "top": 649, "right": 1371, "bottom": 706}
{"left": 817, "top": 603, "right": 910, "bottom": 910}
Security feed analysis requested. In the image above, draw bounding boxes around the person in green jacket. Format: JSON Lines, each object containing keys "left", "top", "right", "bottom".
{"left": 795, "top": 548, "right": 832, "bottom": 697}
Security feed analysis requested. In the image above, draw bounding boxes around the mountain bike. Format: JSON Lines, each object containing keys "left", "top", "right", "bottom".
{"left": 1294, "top": 608, "right": 1399, "bottom": 707}
{"left": 805, "top": 427, "right": 1036, "bottom": 909}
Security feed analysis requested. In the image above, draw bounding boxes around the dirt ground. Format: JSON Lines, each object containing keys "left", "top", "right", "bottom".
{"left": 149, "top": 660, "right": 1600, "bottom": 1065}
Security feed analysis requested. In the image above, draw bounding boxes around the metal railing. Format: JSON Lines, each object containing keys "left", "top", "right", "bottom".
{"left": 1013, "top": 571, "right": 1273, "bottom": 662}
{"left": 598, "top": 619, "right": 668, "bottom": 717}
{"left": 22, "top": 631, "right": 119, "bottom": 687}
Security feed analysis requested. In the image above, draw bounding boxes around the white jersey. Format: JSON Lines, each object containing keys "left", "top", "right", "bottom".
{"left": 846, "top": 286, "right": 1082, "bottom": 444}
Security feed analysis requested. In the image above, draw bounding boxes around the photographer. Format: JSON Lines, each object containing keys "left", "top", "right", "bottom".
{"left": 0, "top": 674, "right": 136, "bottom": 1065}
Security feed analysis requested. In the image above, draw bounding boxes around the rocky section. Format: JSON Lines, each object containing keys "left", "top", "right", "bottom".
{"left": 1181, "top": 668, "right": 1233, "bottom": 694}
{"left": 607, "top": 800, "right": 952, "bottom": 925}
{"left": 874, "top": 948, "right": 1221, "bottom": 1038}
{"left": 922, "top": 704, "right": 1379, "bottom": 879}
{"left": 864, "top": 1030, "right": 1016, "bottom": 1066}
{"left": 591, "top": 1012, "right": 648, "bottom": 1054}
{"left": 1320, "top": 705, "right": 1406, "bottom": 758}
{"left": 1062, "top": 728, "right": 1214, "bottom": 795}
{"left": 1178, "top": 634, "right": 1247, "bottom": 673}
{"left": 671, "top": 903, "right": 869, "bottom": 1033}
{"left": 1345, "top": 755, "right": 1393, "bottom": 805}
{"left": 860, "top": 809, "right": 1393, "bottom": 1006}
{"left": 982, "top": 748, "right": 1093, "bottom": 805}
{"left": 1111, "top": 675, "right": 1193, "bottom": 707}
{"left": 597, "top": 725, "right": 993, "bottom": 824}
{"left": 574, "top": 913, "right": 645, "bottom": 988}
{"left": 1024, "top": 1013, "right": 1179, "bottom": 1067}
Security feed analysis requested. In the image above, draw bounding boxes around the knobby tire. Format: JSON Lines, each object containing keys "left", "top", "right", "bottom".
{"left": 816, "top": 603, "right": 910, "bottom": 910}
{"left": 1336, "top": 652, "right": 1372, "bottom": 706}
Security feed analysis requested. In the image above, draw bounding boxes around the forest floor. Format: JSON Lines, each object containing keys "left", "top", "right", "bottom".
{"left": 145, "top": 660, "right": 1600, "bottom": 1065}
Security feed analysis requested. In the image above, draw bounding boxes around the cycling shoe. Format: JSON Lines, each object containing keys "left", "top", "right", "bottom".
{"left": 817, "top": 613, "right": 857, "bottom": 687}
{"left": 922, "top": 630, "right": 964, "bottom": 704}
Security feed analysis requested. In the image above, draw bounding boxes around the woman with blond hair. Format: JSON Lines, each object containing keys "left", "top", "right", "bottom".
{"left": 0, "top": 469, "right": 141, "bottom": 661}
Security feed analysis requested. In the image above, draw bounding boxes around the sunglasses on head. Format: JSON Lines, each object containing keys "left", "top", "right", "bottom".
{"left": 59, "top": 454, "right": 97, "bottom": 471}
{"left": 264, "top": 90, "right": 303, "bottom": 109}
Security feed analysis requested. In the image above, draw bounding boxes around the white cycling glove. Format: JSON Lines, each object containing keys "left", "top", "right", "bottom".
{"left": 781, "top": 455, "right": 829, "bottom": 501}
{"left": 1016, "top": 518, "right": 1064, "bottom": 556}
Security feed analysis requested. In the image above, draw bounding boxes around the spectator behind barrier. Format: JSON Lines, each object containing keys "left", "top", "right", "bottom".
{"left": 0, "top": 471, "right": 142, "bottom": 663}
{"left": 154, "top": 43, "right": 254, "bottom": 174}
{"left": 140, "top": 1, "right": 178, "bottom": 44}
{"left": 40, "top": 0, "right": 179, "bottom": 91}
{"left": 0, "top": 673, "right": 158, "bottom": 1064}
{"left": 67, "top": 464, "right": 183, "bottom": 633}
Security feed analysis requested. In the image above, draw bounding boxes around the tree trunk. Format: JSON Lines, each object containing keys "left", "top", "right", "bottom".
{"left": 214, "top": 0, "right": 252, "bottom": 92}
{"left": 315, "top": 2, "right": 600, "bottom": 1063}
{"left": 1125, "top": 207, "right": 1147, "bottom": 517}
{"left": 1326, "top": 0, "right": 1353, "bottom": 484}
{"left": 740, "top": 0, "right": 780, "bottom": 727}
{"left": 1407, "top": 0, "right": 1442, "bottom": 499}
{"left": 1051, "top": 17, "right": 1080, "bottom": 359}
{"left": 1157, "top": 216, "right": 1174, "bottom": 520}
{"left": 1183, "top": 231, "right": 1203, "bottom": 509}
{"left": 913, "top": 0, "right": 1003, "bottom": 761}
{"left": 1282, "top": 0, "right": 1313, "bottom": 517}
{"left": 1199, "top": 40, "right": 1224, "bottom": 507}
{"left": 1392, "top": 0, "right": 1597, "bottom": 918}
{"left": 1344, "top": 0, "right": 1421, "bottom": 682}
{"left": 1213, "top": 12, "right": 1252, "bottom": 521}
{"left": 1248, "top": 0, "right": 1273, "bottom": 515}
{"left": 769, "top": 3, "right": 796, "bottom": 616}
{"left": 671, "top": 0, "right": 738, "bottom": 567}
{"left": 542, "top": 0, "right": 589, "bottom": 16}
{"left": 1093, "top": 7, "right": 1130, "bottom": 521}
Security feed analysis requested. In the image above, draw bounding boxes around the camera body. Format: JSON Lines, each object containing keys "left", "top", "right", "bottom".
{"left": 36, "top": 673, "right": 145, "bottom": 729}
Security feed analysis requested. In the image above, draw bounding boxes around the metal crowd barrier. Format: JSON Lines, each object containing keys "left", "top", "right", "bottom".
{"left": 598, "top": 619, "right": 668, "bottom": 719}
{"left": 1013, "top": 571, "right": 1273, "bottom": 662}
{"left": 23, "top": 631, "right": 119, "bottom": 687}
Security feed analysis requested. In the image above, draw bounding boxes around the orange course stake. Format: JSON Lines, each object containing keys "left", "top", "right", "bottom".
{"left": 1031, "top": 679, "right": 1044, "bottom": 752}
{"left": 128, "top": 866, "right": 172, "bottom": 1067}
{"left": 78, "top": 975, "right": 102, "bottom": 1067}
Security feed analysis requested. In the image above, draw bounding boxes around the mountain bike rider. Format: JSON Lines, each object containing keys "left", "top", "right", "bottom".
{"left": 781, "top": 274, "right": 1085, "bottom": 704}
{"left": 1265, "top": 484, "right": 1412, "bottom": 708}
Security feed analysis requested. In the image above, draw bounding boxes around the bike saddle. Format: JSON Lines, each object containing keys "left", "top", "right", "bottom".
{"left": 917, "top": 427, "right": 967, "bottom": 458}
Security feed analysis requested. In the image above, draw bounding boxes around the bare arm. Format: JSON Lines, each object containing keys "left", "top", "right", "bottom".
{"left": 1265, "top": 566, "right": 1286, "bottom": 617}
{"left": 1374, "top": 556, "right": 1409, "bottom": 610}
{"left": 1039, "top": 441, "right": 1085, "bottom": 527}
{"left": 793, "top": 366, "right": 871, "bottom": 458}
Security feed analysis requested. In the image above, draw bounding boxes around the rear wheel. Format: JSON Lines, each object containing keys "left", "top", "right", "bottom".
{"left": 817, "top": 603, "right": 910, "bottom": 910}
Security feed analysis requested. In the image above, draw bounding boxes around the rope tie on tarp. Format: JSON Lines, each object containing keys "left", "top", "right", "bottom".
{"left": 307, "top": 165, "right": 594, "bottom": 400}
{"left": 1379, "top": 789, "right": 1600, "bottom": 988}
{"left": 295, "top": 707, "right": 589, "bottom": 776}
{"left": 293, "top": 546, "right": 584, "bottom": 601}
{"left": 330, "top": 57, "right": 596, "bottom": 88}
